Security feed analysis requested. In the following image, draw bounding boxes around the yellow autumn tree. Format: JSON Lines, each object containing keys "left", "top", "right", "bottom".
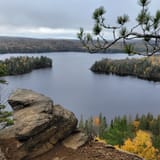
{"left": 93, "top": 116, "right": 100, "bottom": 126}
{"left": 120, "top": 130, "right": 158, "bottom": 160}
{"left": 132, "top": 120, "right": 140, "bottom": 131}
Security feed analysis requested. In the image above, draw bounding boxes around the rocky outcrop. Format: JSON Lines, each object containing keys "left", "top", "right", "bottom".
{"left": 62, "top": 130, "right": 89, "bottom": 150}
{"left": 0, "top": 89, "right": 78, "bottom": 160}
{"left": 32, "top": 141, "right": 144, "bottom": 160}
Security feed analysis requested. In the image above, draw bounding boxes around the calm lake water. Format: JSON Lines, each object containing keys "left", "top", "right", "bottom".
{"left": 1, "top": 52, "right": 160, "bottom": 121}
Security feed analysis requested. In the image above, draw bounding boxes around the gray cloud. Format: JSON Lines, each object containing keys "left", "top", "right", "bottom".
{"left": 0, "top": 0, "right": 95, "bottom": 29}
{"left": 0, "top": 0, "right": 159, "bottom": 38}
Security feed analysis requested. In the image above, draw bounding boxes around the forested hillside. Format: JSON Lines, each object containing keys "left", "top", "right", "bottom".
{"left": 0, "top": 37, "right": 85, "bottom": 53}
{"left": 0, "top": 36, "right": 146, "bottom": 53}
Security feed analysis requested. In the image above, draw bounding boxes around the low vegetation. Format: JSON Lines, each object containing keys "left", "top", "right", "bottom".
{"left": 91, "top": 55, "right": 160, "bottom": 81}
{"left": 0, "top": 56, "right": 52, "bottom": 76}
{"left": 0, "top": 104, "right": 13, "bottom": 128}
{"left": 0, "top": 81, "right": 13, "bottom": 129}
{"left": 79, "top": 113, "right": 160, "bottom": 160}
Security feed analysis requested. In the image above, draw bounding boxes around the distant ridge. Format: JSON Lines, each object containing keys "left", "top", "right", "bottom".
{"left": 0, "top": 36, "right": 86, "bottom": 53}
{"left": 0, "top": 36, "right": 146, "bottom": 54}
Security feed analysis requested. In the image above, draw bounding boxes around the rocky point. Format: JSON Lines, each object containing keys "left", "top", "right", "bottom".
{"left": 0, "top": 89, "right": 144, "bottom": 160}
{"left": 0, "top": 89, "right": 78, "bottom": 160}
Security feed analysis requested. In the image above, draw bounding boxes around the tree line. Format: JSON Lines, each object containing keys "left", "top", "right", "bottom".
{"left": 79, "top": 113, "right": 160, "bottom": 160}
{"left": 91, "top": 56, "right": 160, "bottom": 81}
{"left": 0, "top": 56, "right": 52, "bottom": 76}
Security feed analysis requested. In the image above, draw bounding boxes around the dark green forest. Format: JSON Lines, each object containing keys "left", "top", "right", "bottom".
{"left": 0, "top": 56, "right": 52, "bottom": 76}
{"left": 91, "top": 56, "right": 160, "bottom": 81}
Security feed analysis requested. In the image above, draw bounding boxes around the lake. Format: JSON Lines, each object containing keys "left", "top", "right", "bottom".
{"left": 1, "top": 52, "right": 160, "bottom": 121}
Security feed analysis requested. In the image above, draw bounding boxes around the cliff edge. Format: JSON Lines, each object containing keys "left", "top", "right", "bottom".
{"left": 0, "top": 89, "right": 143, "bottom": 160}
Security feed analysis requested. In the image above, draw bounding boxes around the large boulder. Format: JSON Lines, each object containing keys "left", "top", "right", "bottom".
{"left": 0, "top": 89, "right": 78, "bottom": 160}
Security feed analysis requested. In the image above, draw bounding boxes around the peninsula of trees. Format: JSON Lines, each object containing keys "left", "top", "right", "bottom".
{"left": 91, "top": 56, "right": 160, "bottom": 81}
{"left": 0, "top": 56, "right": 52, "bottom": 76}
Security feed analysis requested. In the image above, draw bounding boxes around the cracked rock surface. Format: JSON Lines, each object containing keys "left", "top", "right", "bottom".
{"left": 0, "top": 89, "right": 77, "bottom": 160}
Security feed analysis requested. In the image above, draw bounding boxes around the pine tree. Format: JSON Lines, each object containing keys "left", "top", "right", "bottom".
{"left": 99, "top": 113, "right": 107, "bottom": 138}
{"left": 78, "top": 0, "right": 160, "bottom": 56}
{"left": 79, "top": 114, "right": 84, "bottom": 130}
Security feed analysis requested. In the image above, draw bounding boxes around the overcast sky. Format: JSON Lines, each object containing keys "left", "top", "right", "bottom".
{"left": 0, "top": 0, "right": 160, "bottom": 39}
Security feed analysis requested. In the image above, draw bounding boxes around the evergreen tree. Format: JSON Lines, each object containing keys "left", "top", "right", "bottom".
{"left": 99, "top": 113, "right": 107, "bottom": 138}
{"left": 78, "top": 0, "right": 160, "bottom": 56}
{"left": 103, "top": 116, "right": 134, "bottom": 145}
{"left": 79, "top": 114, "right": 84, "bottom": 130}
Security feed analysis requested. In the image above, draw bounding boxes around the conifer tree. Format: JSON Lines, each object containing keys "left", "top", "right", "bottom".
{"left": 98, "top": 113, "right": 107, "bottom": 138}
{"left": 78, "top": 0, "right": 160, "bottom": 56}
{"left": 79, "top": 114, "right": 84, "bottom": 130}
